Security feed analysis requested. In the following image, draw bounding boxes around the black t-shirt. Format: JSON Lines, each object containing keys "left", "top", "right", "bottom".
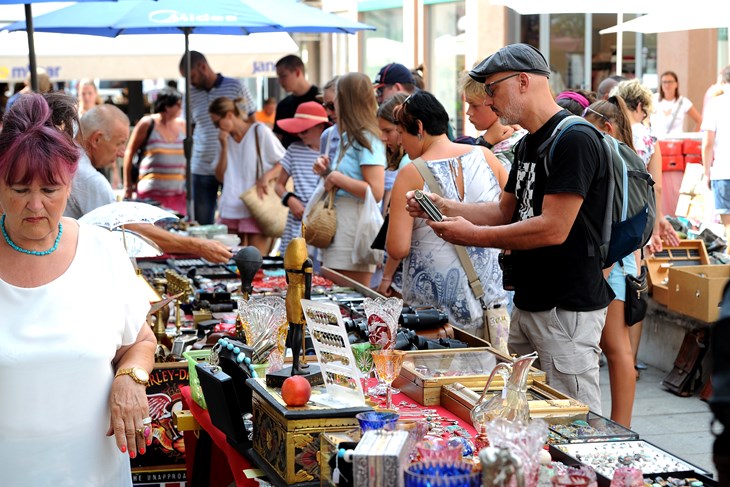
{"left": 273, "top": 85, "right": 320, "bottom": 149}
{"left": 504, "top": 110, "right": 614, "bottom": 312}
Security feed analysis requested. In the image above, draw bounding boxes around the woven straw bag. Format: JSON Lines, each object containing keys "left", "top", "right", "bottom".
{"left": 237, "top": 124, "right": 290, "bottom": 238}
{"left": 240, "top": 178, "right": 293, "bottom": 238}
{"left": 303, "top": 189, "right": 337, "bottom": 248}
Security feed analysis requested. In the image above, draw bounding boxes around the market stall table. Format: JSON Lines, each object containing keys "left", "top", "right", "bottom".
{"left": 180, "top": 378, "right": 478, "bottom": 487}
{"left": 180, "top": 386, "right": 259, "bottom": 487}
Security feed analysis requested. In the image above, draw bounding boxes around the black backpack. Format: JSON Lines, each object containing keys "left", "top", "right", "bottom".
{"left": 517, "top": 115, "right": 656, "bottom": 268}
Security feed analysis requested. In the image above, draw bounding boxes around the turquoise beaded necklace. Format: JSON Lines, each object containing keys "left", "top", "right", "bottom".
{"left": 0, "top": 214, "right": 63, "bottom": 256}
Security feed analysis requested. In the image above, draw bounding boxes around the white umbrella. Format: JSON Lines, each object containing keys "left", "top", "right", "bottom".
{"left": 78, "top": 201, "right": 178, "bottom": 230}
{"left": 489, "top": 0, "right": 670, "bottom": 79}
{"left": 111, "top": 228, "right": 163, "bottom": 258}
{"left": 600, "top": 8, "right": 730, "bottom": 34}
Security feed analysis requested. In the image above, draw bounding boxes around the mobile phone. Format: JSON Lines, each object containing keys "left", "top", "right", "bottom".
{"left": 414, "top": 190, "right": 444, "bottom": 222}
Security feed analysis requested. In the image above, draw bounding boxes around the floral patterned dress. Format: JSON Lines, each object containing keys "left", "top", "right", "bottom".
{"left": 401, "top": 147, "right": 508, "bottom": 334}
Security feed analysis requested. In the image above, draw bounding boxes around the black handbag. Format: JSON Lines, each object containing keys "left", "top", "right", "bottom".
{"left": 625, "top": 264, "right": 649, "bottom": 326}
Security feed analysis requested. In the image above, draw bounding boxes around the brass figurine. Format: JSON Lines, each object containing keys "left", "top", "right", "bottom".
{"left": 284, "top": 237, "right": 313, "bottom": 376}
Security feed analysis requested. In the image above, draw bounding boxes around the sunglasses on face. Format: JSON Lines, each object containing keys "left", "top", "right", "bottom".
{"left": 484, "top": 72, "right": 520, "bottom": 97}
{"left": 322, "top": 102, "right": 335, "bottom": 111}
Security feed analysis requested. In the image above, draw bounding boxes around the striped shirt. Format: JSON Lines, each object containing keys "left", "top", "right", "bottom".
{"left": 137, "top": 125, "right": 186, "bottom": 196}
{"left": 279, "top": 141, "right": 321, "bottom": 250}
{"left": 186, "top": 74, "right": 255, "bottom": 176}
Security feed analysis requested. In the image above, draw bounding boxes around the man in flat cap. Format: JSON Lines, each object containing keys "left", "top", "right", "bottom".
{"left": 406, "top": 43, "right": 612, "bottom": 412}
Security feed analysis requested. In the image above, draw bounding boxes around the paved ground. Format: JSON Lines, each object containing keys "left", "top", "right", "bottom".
{"left": 599, "top": 363, "right": 717, "bottom": 478}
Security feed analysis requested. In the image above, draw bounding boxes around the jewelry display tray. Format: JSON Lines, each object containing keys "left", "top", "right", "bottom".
{"left": 547, "top": 412, "right": 638, "bottom": 444}
{"left": 550, "top": 440, "right": 713, "bottom": 487}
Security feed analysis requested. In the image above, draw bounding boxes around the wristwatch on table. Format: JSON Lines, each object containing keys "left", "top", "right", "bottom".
{"left": 115, "top": 367, "right": 150, "bottom": 386}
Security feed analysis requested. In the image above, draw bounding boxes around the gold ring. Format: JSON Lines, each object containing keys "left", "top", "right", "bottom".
{"left": 136, "top": 427, "right": 144, "bottom": 435}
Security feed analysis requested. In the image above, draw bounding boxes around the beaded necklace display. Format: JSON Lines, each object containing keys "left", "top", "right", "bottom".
{"left": 0, "top": 214, "right": 63, "bottom": 256}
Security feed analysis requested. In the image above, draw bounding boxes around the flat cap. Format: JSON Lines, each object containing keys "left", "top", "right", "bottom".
{"left": 469, "top": 43, "right": 550, "bottom": 83}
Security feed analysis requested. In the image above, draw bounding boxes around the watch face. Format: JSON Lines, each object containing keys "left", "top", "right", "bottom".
{"left": 134, "top": 368, "right": 149, "bottom": 382}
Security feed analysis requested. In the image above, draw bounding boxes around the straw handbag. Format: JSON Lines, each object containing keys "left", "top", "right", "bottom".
{"left": 303, "top": 131, "right": 342, "bottom": 248}
{"left": 303, "top": 189, "right": 337, "bottom": 248}
{"left": 239, "top": 124, "right": 290, "bottom": 238}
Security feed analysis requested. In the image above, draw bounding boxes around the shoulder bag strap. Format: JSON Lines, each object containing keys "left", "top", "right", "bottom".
{"left": 136, "top": 116, "right": 155, "bottom": 162}
{"left": 253, "top": 123, "right": 262, "bottom": 181}
{"left": 668, "top": 97, "right": 684, "bottom": 133}
{"left": 412, "top": 157, "right": 486, "bottom": 306}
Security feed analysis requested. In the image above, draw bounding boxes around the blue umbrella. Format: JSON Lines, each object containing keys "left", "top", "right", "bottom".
{"left": 3, "top": 0, "right": 375, "bottom": 220}
{"left": 0, "top": 0, "right": 123, "bottom": 91}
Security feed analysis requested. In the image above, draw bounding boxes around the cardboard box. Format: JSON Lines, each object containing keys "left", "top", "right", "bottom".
{"left": 668, "top": 264, "right": 730, "bottom": 322}
{"left": 646, "top": 240, "right": 709, "bottom": 306}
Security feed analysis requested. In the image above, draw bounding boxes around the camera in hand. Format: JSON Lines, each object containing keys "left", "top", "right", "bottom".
{"left": 498, "top": 251, "right": 515, "bottom": 291}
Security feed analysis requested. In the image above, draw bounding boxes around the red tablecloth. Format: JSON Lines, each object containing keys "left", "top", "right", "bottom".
{"left": 180, "top": 386, "right": 259, "bottom": 487}
{"left": 181, "top": 380, "right": 477, "bottom": 486}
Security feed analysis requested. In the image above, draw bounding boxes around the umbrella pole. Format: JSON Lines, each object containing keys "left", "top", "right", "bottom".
{"left": 24, "top": 4, "right": 38, "bottom": 92}
{"left": 183, "top": 28, "right": 194, "bottom": 223}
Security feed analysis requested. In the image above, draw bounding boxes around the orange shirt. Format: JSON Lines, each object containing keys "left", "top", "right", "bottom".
{"left": 255, "top": 110, "right": 275, "bottom": 128}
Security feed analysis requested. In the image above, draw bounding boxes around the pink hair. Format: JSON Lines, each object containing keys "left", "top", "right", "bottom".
{"left": 0, "top": 93, "right": 79, "bottom": 187}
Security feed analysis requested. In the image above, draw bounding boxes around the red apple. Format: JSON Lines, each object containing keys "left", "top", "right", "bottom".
{"left": 281, "top": 376, "right": 312, "bottom": 407}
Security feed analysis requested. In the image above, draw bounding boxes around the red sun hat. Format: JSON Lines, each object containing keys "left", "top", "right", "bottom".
{"left": 276, "top": 101, "right": 331, "bottom": 134}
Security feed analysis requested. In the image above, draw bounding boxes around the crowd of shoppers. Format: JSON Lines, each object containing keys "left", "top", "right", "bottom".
{"left": 3, "top": 40, "right": 729, "bottom": 474}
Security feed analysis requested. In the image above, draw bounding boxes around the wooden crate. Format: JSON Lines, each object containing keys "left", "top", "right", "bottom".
{"left": 646, "top": 240, "right": 709, "bottom": 305}
{"left": 439, "top": 381, "right": 588, "bottom": 426}
{"left": 248, "top": 379, "right": 369, "bottom": 486}
{"left": 392, "top": 347, "right": 547, "bottom": 406}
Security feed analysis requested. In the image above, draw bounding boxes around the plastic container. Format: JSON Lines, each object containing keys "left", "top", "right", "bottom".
{"left": 183, "top": 349, "right": 212, "bottom": 409}
{"left": 213, "top": 233, "right": 241, "bottom": 247}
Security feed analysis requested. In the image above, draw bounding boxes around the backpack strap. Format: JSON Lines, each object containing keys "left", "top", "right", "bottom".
{"left": 542, "top": 115, "right": 613, "bottom": 260}
{"left": 412, "top": 157, "right": 487, "bottom": 309}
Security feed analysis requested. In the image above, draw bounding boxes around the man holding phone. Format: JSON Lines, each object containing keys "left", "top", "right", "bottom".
{"left": 405, "top": 44, "right": 612, "bottom": 412}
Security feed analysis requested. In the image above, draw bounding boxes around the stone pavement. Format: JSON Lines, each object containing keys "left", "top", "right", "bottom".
{"left": 599, "top": 362, "right": 717, "bottom": 478}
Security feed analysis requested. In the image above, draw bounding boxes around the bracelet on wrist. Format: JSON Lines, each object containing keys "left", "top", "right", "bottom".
{"left": 281, "top": 192, "right": 298, "bottom": 206}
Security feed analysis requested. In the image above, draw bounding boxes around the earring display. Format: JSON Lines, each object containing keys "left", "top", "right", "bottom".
{"left": 302, "top": 299, "right": 366, "bottom": 407}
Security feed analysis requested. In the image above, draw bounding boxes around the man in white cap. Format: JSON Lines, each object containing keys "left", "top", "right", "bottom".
{"left": 407, "top": 43, "right": 612, "bottom": 412}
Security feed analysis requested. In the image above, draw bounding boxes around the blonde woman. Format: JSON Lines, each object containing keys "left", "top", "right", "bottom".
{"left": 77, "top": 79, "right": 102, "bottom": 117}
{"left": 209, "top": 97, "right": 285, "bottom": 255}
{"left": 313, "top": 72, "right": 386, "bottom": 286}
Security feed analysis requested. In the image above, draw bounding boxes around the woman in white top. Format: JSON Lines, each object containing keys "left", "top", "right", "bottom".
{"left": 209, "top": 97, "right": 286, "bottom": 255}
{"left": 650, "top": 71, "right": 702, "bottom": 137}
{"left": 0, "top": 93, "right": 155, "bottom": 486}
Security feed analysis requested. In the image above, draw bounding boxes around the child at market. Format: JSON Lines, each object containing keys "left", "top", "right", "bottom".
{"left": 274, "top": 101, "right": 331, "bottom": 253}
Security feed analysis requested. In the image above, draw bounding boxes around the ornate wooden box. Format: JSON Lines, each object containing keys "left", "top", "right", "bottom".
{"left": 247, "top": 378, "right": 370, "bottom": 486}
{"left": 392, "top": 348, "right": 547, "bottom": 406}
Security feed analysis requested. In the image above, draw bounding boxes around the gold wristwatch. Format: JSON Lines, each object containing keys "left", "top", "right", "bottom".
{"left": 115, "top": 367, "right": 150, "bottom": 386}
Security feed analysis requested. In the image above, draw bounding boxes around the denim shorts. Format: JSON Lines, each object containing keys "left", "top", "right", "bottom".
{"left": 712, "top": 179, "right": 730, "bottom": 214}
{"left": 606, "top": 253, "right": 639, "bottom": 302}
